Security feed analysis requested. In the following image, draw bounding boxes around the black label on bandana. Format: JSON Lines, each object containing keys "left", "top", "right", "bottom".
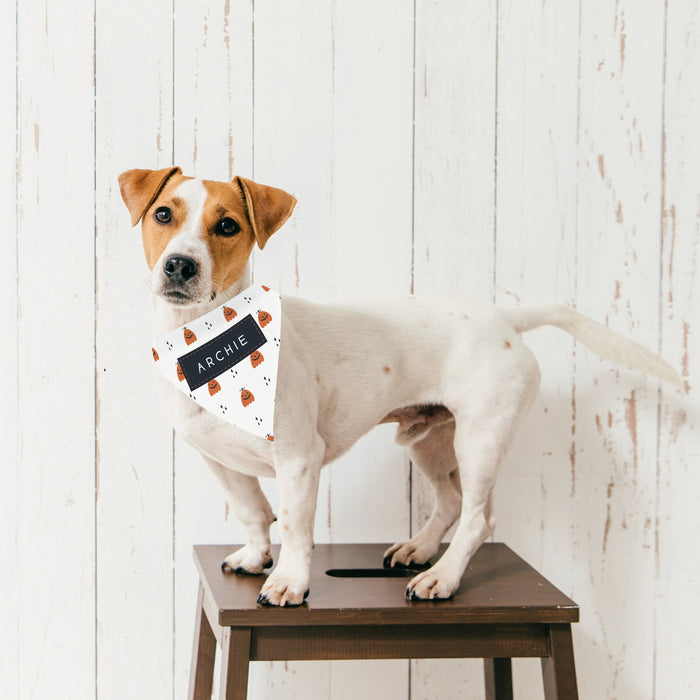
{"left": 178, "top": 314, "right": 267, "bottom": 391}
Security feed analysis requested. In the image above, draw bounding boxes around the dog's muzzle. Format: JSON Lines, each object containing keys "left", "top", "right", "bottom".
{"left": 164, "top": 255, "right": 198, "bottom": 284}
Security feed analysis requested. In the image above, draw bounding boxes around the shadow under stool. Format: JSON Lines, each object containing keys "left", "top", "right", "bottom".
{"left": 189, "top": 542, "right": 579, "bottom": 700}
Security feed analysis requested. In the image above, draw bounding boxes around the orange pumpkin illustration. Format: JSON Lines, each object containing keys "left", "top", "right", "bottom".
{"left": 152, "top": 347, "right": 159, "bottom": 362}
{"left": 266, "top": 434, "right": 274, "bottom": 441}
{"left": 176, "top": 363, "right": 185, "bottom": 382}
{"left": 240, "top": 388, "right": 255, "bottom": 407}
{"left": 258, "top": 310, "right": 271, "bottom": 328}
{"left": 261, "top": 285, "right": 270, "bottom": 292}
{"left": 250, "top": 350, "right": 264, "bottom": 368}
{"left": 208, "top": 379, "right": 221, "bottom": 396}
{"left": 184, "top": 328, "right": 197, "bottom": 345}
{"left": 223, "top": 306, "right": 237, "bottom": 322}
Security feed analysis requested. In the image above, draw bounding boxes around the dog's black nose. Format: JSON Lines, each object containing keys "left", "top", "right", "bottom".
{"left": 163, "top": 255, "right": 198, "bottom": 283}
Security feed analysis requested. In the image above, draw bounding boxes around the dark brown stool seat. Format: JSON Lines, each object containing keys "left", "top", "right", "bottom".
{"left": 189, "top": 543, "right": 579, "bottom": 699}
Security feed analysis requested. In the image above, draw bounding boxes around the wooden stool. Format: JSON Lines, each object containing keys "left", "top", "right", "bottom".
{"left": 189, "top": 543, "right": 579, "bottom": 700}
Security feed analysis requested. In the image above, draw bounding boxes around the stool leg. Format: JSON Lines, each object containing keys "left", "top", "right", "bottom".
{"left": 541, "top": 624, "right": 578, "bottom": 700}
{"left": 189, "top": 584, "right": 217, "bottom": 700}
{"left": 484, "top": 658, "right": 513, "bottom": 700}
{"left": 219, "top": 627, "right": 252, "bottom": 700}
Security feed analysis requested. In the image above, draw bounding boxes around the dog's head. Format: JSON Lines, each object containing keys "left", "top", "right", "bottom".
{"left": 118, "top": 167, "right": 296, "bottom": 306}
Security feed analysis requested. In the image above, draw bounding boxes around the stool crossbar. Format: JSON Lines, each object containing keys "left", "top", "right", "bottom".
{"left": 189, "top": 543, "right": 579, "bottom": 699}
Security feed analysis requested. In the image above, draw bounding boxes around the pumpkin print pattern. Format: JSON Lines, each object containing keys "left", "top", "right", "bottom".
{"left": 250, "top": 350, "right": 264, "bottom": 368}
{"left": 153, "top": 283, "right": 281, "bottom": 439}
{"left": 258, "top": 310, "right": 271, "bottom": 328}
{"left": 184, "top": 328, "right": 197, "bottom": 345}
{"left": 241, "top": 389, "right": 255, "bottom": 407}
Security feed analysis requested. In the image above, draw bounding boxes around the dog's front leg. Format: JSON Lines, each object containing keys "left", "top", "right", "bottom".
{"left": 257, "top": 457, "right": 322, "bottom": 607}
{"left": 202, "top": 456, "right": 276, "bottom": 574}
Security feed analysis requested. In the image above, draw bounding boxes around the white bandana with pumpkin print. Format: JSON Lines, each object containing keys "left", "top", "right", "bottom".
{"left": 152, "top": 284, "right": 281, "bottom": 441}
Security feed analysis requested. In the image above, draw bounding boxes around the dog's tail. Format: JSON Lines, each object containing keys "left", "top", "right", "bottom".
{"left": 503, "top": 305, "right": 683, "bottom": 389}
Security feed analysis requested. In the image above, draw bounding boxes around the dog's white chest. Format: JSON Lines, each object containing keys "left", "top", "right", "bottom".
{"left": 163, "top": 383, "right": 276, "bottom": 478}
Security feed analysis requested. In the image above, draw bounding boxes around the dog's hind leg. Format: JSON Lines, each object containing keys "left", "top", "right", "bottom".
{"left": 406, "top": 351, "right": 540, "bottom": 600}
{"left": 383, "top": 421, "right": 462, "bottom": 568}
{"left": 203, "top": 456, "right": 276, "bottom": 575}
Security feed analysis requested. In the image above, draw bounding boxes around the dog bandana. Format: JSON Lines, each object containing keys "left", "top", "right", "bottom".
{"left": 152, "top": 284, "right": 281, "bottom": 440}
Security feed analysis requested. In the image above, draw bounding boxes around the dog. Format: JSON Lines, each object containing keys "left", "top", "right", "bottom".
{"left": 118, "top": 166, "right": 682, "bottom": 606}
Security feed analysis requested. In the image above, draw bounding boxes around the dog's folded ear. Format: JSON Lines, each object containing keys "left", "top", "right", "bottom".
{"left": 118, "top": 167, "right": 182, "bottom": 226}
{"left": 234, "top": 176, "right": 297, "bottom": 250}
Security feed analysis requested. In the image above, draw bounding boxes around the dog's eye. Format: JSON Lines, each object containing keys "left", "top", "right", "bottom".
{"left": 154, "top": 207, "right": 172, "bottom": 224}
{"left": 216, "top": 217, "right": 240, "bottom": 237}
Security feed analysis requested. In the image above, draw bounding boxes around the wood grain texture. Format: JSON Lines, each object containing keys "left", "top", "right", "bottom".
{"left": 195, "top": 543, "right": 577, "bottom": 628}
{"left": 15, "top": 1, "right": 96, "bottom": 697}
{"left": 193, "top": 544, "right": 578, "bottom": 699}
{"left": 657, "top": 0, "right": 700, "bottom": 695}
{"left": 189, "top": 584, "right": 217, "bottom": 700}
{"left": 5, "top": 1, "right": 700, "bottom": 698}
{"left": 494, "top": 1, "right": 580, "bottom": 696}
{"left": 94, "top": 0, "right": 176, "bottom": 697}
{"left": 574, "top": 2, "right": 665, "bottom": 698}
{"left": 0, "top": 0, "right": 19, "bottom": 696}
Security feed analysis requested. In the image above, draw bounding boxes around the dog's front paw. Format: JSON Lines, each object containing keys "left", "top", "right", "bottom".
{"left": 256, "top": 569, "right": 309, "bottom": 607}
{"left": 405, "top": 564, "right": 459, "bottom": 601}
{"left": 383, "top": 538, "right": 437, "bottom": 569}
{"left": 221, "top": 545, "right": 273, "bottom": 575}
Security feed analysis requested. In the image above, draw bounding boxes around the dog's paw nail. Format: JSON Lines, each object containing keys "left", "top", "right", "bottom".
{"left": 303, "top": 589, "right": 310, "bottom": 600}
{"left": 383, "top": 556, "right": 392, "bottom": 568}
{"left": 221, "top": 561, "right": 230, "bottom": 572}
{"left": 264, "top": 559, "right": 274, "bottom": 569}
{"left": 257, "top": 593, "right": 268, "bottom": 605}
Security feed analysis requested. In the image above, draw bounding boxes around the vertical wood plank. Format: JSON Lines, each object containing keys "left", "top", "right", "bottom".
{"left": 541, "top": 625, "right": 579, "bottom": 700}
{"left": 253, "top": 0, "right": 413, "bottom": 695}
{"left": 484, "top": 658, "right": 514, "bottom": 700}
{"left": 575, "top": 1, "right": 664, "bottom": 697}
{"left": 411, "top": 0, "right": 497, "bottom": 696}
{"left": 494, "top": 0, "right": 580, "bottom": 695}
{"left": 657, "top": 0, "right": 700, "bottom": 695}
{"left": 325, "top": 0, "right": 414, "bottom": 695}
{"left": 15, "top": 1, "right": 96, "bottom": 697}
{"left": 413, "top": 0, "right": 497, "bottom": 302}
{"left": 220, "top": 627, "right": 252, "bottom": 700}
{"left": 171, "top": 1, "right": 257, "bottom": 697}
{"left": 323, "top": 0, "right": 414, "bottom": 546}
{"left": 0, "top": 3, "right": 19, "bottom": 698}
{"left": 246, "top": 1, "right": 336, "bottom": 695}
{"left": 94, "top": 0, "right": 175, "bottom": 697}
{"left": 188, "top": 585, "right": 217, "bottom": 700}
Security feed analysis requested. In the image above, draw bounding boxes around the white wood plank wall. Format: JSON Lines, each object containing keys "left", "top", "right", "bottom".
{"left": 3, "top": 1, "right": 699, "bottom": 698}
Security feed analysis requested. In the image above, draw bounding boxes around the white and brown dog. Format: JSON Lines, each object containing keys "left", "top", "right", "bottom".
{"left": 119, "top": 166, "right": 682, "bottom": 606}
